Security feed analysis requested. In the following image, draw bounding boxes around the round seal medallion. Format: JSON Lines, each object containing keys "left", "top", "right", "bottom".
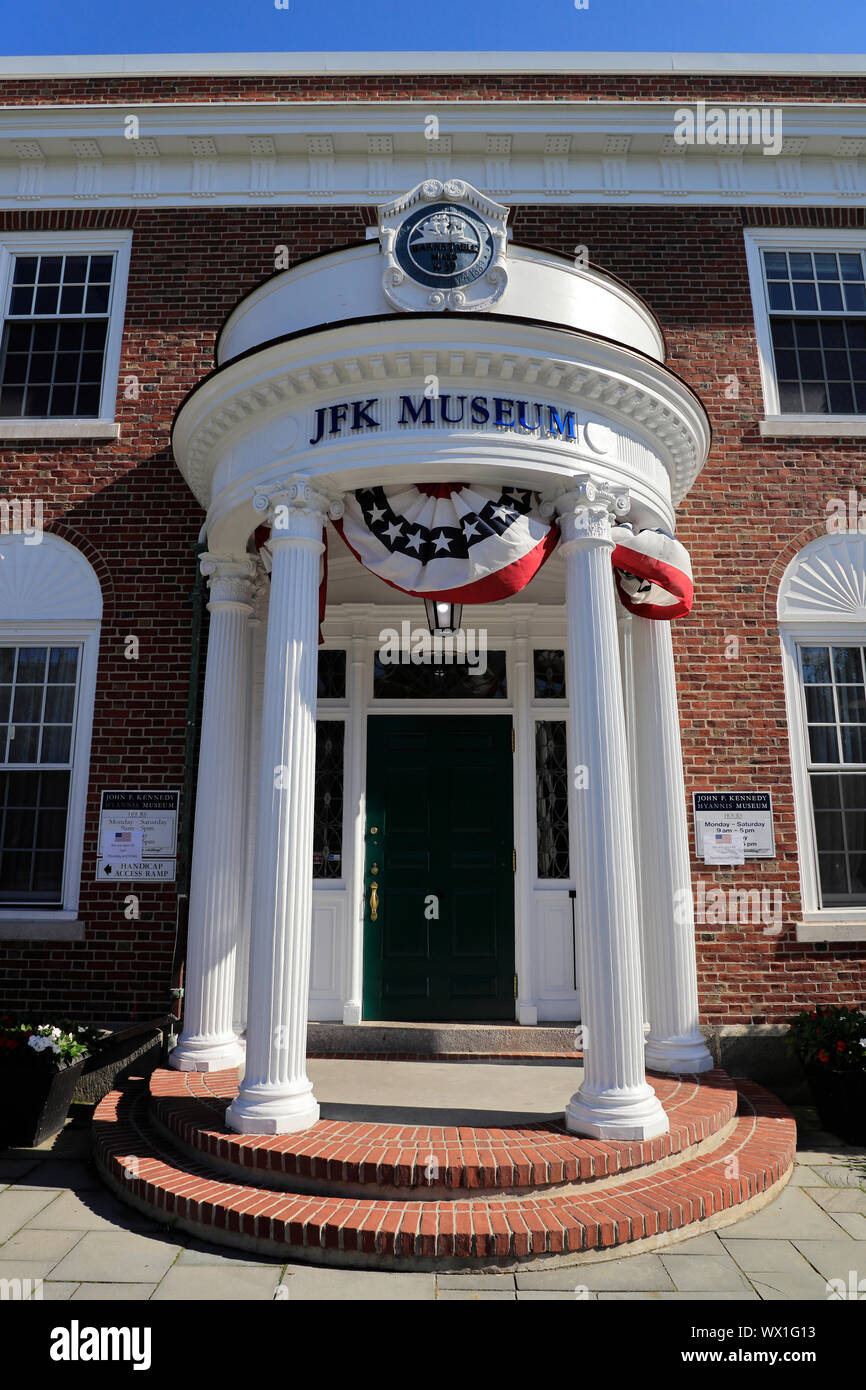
{"left": 394, "top": 203, "right": 495, "bottom": 291}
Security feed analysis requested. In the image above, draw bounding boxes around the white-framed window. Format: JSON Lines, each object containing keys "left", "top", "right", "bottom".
{"left": 744, "top": 228, "right": 866, "bottom": 434}
{"left": 0, "top": 535, "right": 101, "bottom": 936}
{"left": 0, "top": 230, "right": 131, "bottom": 424}
{"left": 778, "top": 531, "right": 866, "bottom": 939}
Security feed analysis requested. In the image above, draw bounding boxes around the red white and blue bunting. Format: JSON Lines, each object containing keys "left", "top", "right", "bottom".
{"left": 327, "top": 485, "right": 693, "bottom": 620}
{"left": 610, "top": 524, "right": 694, "bottom": 620}
{"left": 332, "top": 482, "right": 559, "bottom": 603}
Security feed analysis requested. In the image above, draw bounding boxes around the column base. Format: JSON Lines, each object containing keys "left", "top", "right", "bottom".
{"left": 342, "top": 1002, "right": 362, "bottom": 1025}
{"left": 169, "top": 1035, "right": 245, "bottom": 1073}
{"left": 225, "top": 1081, "right": 320, "bottom": 1135}
{"left": 645, "top": 1032, "right": 715, "bottom": 1074}
{"left": 565, "top": 1080, "right": 670, "bottom": 1140}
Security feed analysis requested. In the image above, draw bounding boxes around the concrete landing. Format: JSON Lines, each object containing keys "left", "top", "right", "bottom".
{"left": 307, "top": 1021, "right": 580, "bottom": 1055}
{"left": 308, "top": 1056, "right": 583, "bottom": 1125}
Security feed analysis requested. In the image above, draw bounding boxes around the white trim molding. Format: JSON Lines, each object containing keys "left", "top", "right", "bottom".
{"left": 0, "top": 52, "right": 864, "bottom": 78}
{"left": 744, "top": 227, "right": 866, "bottom": 427}
{"left": 1, "top": 102, "right": 866, "bottom": 209}
{"left": 0, "top": 229, "right": 132, "bottom": 425}
{"left": 778, "top": 532, "right": 866, "bottom": 941}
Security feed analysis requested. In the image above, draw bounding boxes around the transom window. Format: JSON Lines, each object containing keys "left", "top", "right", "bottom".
{"left": 761, "top": 248, "right": 866, "bottom": 415}
{"left": 799, "top": 644, "right": 866, "bottom": 906}
{"left": 0, "top": 645, "right": 80, "bottom": 907}
{"left": 0, "top": 254, "right": 116, "bottom": 418}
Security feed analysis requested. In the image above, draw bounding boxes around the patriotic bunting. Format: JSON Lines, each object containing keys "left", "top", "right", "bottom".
{"left": 332, "top": 482, "right": 558, "bottom": 602}
{"left": 610, "top": 524, "right": 694, "bottom": 620}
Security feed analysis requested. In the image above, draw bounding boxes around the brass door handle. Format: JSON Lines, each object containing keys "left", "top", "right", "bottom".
{"left": 369, "top": 883, "right": 379, "bottom": 921}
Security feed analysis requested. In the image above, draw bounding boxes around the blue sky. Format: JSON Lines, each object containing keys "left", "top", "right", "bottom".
{"left": 2, "top": 0, "right": 866, "bottom": 57}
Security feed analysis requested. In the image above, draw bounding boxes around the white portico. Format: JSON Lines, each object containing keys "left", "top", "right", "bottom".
{"left": 169, "top": 179, "right": 713, "bottom": 1139}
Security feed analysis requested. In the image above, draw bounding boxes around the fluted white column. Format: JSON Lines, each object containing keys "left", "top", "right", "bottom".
{"left": 233, "top": 572, "right": 268, "bottom": 1034}
{"left": 554, "top": 479, "right": 669, "bottom": 1140}
{"left": 617, "top": 609, "right": 648, "bottom": 1023}
{"left": 226, "top": 477, "right": 340, "bottom": 1134}
{"left": 342, "top": 629, "right": 368, "bottom": 1026}
{"left": 171, "top": 555, "right": 255, "bottom": 1073}
{"left": 632, "top": 616, "right": 714, "bottom": 1072}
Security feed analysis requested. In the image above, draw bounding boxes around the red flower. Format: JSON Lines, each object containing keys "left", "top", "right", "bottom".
{"left": 837, "top": 1040, "right": 846, "bottom": 1052}
{"left": 6, "top": 1040, "right": 18, "bottom": 1050}
{"left": 818, "top": 1048, "right": 830, "bottom": 1063}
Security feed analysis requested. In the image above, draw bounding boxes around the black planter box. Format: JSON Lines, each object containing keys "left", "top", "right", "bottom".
{"left": 0, "top": 1056, "right": 87, "bottom": 1148}
{"left": 804, "top": 1063, "right": 866, "bottom": 1145}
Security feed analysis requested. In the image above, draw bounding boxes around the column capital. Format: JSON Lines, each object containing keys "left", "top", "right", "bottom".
{"left": 253, "top": 474, "right": 344, "bottom": 541}
{"left": 200, "top": 553, "right": 257, "bottom": 610}
{"left": 544, "top": 475, "right": 630, "bottom": 550}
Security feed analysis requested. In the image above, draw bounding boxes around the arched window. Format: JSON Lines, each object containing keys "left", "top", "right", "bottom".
{"left": 778, "top": 531, "right": 866, "bottom": 940}
{"left": 0, "top": 532, "right": 101, "bottom": 938}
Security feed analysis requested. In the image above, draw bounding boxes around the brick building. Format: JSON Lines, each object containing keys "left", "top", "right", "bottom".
{"left": 1, "top": 51, "right": 865, "bottom": 1140}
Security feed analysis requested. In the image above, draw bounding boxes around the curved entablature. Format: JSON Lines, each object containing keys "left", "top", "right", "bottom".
{"left": 173, "top": 314, "right": 710, "bottom": 559}
{"left": 217, "top": 241, "right": 666, "bottom": 367}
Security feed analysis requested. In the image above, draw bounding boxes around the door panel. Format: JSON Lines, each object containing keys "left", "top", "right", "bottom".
{"left": 363, "top": 715, "right": 515, "bottom": 1021}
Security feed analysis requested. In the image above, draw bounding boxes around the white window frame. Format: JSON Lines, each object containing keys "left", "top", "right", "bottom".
{"left": 744, "top": 227, "right": 866, "bottom": 437}
{"left": 0, "top": 230, "right": 132, "bottom": 437}
{"left": 780, "top": 622, "right": 866, "bottom": 940}
{"left": 0, "top": 623, "right": 99, "bottom": 936}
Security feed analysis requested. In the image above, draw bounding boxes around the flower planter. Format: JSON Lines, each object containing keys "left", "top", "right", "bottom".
{"left": 0, "top": 1056, "right": 87, "bottom": 1148}
{"left": 803, "top": 1063, "right": 866, "bottom": 1145}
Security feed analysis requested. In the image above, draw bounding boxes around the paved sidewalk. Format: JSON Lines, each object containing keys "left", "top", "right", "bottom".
{"left": 0, "top": 1102, "right": 863, "bottom": 1301}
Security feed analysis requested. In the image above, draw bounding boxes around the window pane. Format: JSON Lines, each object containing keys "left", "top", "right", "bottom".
{"left": 43, "top": 686, "right": 75, "bottom": 723}
{"left": 768, "top": 282, "right": 792, "bottom": 310}
{"left": 811, "top": 773, "right": 841, "bottom": 808}
{"left": 832, "top": 647, "right": 864, "bottom": 682}
{"left": 10, "top": 727, "right": 39, "bottom": 762}
{"left": 800, "top": 647, "right": 831, "bottom": 682}
{"left": 809, "top": 725, "right": 839, "bottom": 762}
{"left": 536, "top": 720, "right": 570, "bottom": 879}
{"left": 814, "top": 810, "right": 844, "bottom": 850}
{"left": 48, "top": 647, "right": 78, "bottom": 681}
{"left": 533, "top": 649, "right": 566, "bottom": 699}
{"left": 39, "top": 726, "right": 72, "bottom": 763}
{"left": 845, "top": 811, "right": 866, "bottom": 851}
{"left": 316, "top": 649, "right": 346, "bottom": 699}
{"left": 313, "top": 720, "right": 344, "bottom": 879}
{"left": 841, "top": 774, "right": 866, "bottom": 808}
{"left": 805, "top": 685, "right": 834, "bottom": 722}
{"left": 836, "top": 686, "right": 866, "bottom": 724}
{"left": 818, "top": 852, "right": 848, "bottom": 897}
{"left": 841, "top": 726, "right": 866, "bottom": 763}
{"left": 12, "top": 685, "right": 43, "bottom": 724}
{"left": 15, "top": 647, "right": 46, "bottom": 681}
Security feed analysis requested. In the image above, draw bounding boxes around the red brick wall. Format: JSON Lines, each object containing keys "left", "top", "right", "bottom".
{"left": 0, "top": 183, "right": 864, "bottom": 1025}
{"left": 2, "top": 74, "right": 866, "bottom": 103}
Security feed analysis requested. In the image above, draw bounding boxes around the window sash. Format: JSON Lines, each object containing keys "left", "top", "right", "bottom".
{"left": 0, "top": 643, "right": 83, "bottom": 908}
{"left": 798, "top": 643, "right": 866, "bottom": 907}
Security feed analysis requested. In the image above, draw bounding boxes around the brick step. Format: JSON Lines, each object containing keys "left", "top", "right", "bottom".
{"left": 93, "top": 1073, "right": 796, "bottom": 1271}
{"left": 148, "top": 1067, "right": 739, "bottom": 1197}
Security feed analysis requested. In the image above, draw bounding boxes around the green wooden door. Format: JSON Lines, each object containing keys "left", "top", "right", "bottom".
{"left": 363, "top": 716, "right": 515, "bottom": 1021}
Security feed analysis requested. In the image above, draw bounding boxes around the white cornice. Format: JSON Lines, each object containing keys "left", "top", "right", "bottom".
{"left": 1, "top": 100, "right": 866, "bottom": 207}
{"left": 0, "top": 52, "right": 865, "bottom": 78}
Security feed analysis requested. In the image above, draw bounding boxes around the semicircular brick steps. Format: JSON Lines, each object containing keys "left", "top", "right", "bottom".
{"left": 148, "top": 1067, "right": 740, "bottom": 1198}
{"left": 93, "top": 1063, "right": 796, "bottom": 1271}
